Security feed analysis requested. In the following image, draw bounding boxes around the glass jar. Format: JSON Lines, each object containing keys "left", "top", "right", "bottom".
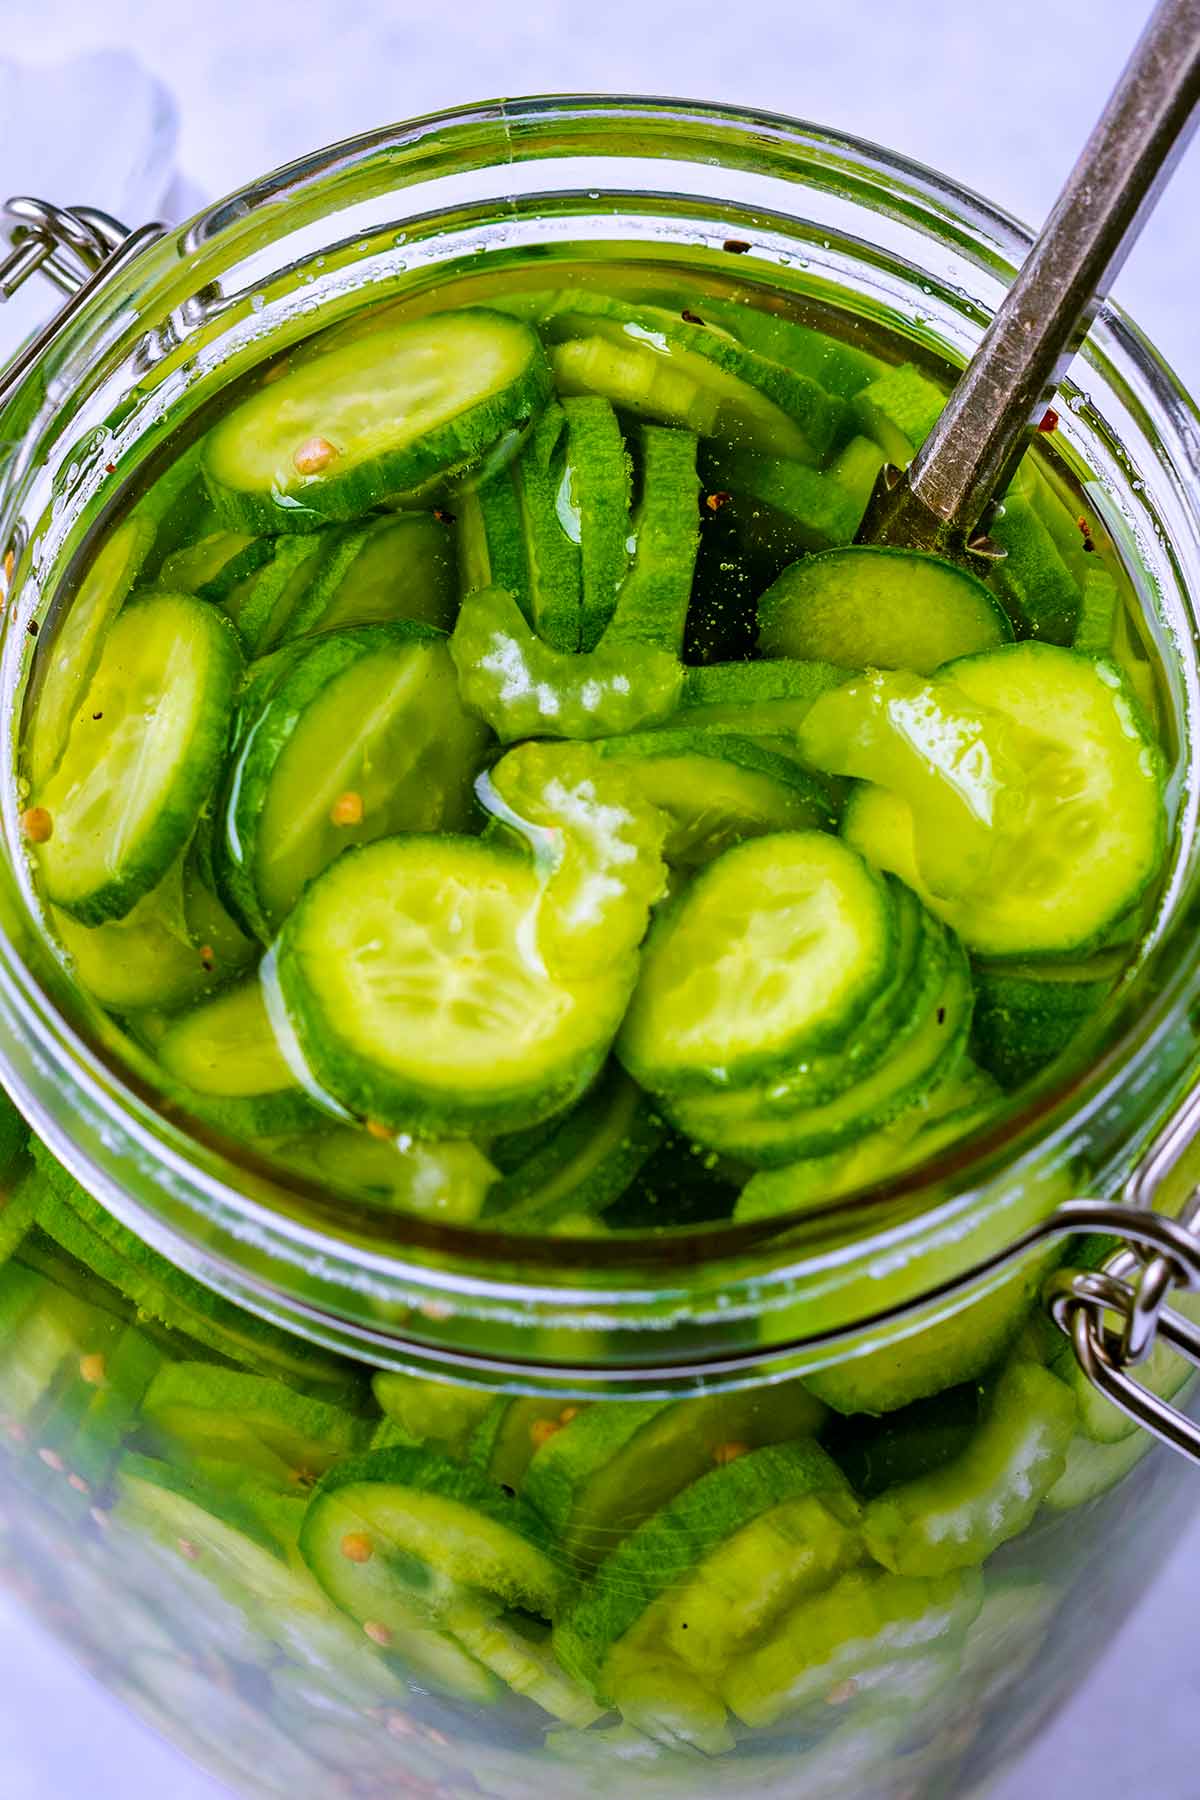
{"left": 0, "top": 97, "right": 1199, "bottom": 1800}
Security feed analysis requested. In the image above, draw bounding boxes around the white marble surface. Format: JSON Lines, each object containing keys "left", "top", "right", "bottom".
{"left": 2, "top": 1, "right": 1200, "bottom": 1795}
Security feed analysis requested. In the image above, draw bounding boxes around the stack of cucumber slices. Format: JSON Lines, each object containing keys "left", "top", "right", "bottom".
{"left": 21, "top": 279, "right": 1165, "bottom": 1245}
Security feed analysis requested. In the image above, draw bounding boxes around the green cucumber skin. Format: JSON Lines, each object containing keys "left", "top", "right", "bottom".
{"left": 40, "top": 595, "right": 245, "bottom": 928}
{"left": 204, "top": 310, "right": 553, "bottom": 533}
{"left": 459, "top": 473, "right": 532, "bottom": 617}
{"left": 484, "top": 1071, "right": 666, "bottom": 1231}
{"left": 706, "top": 449, "right": 864, "bottom": 553}
{"left": 685, "top": 295, "right": 884, "bottom": 400}
{"left": 969, "top": 963, "right": 1116, "bottom": 1090}
{"left": 217, "top": 619, "right": 446, "bottom": 942}
{"left": 990, "top": 493, "right": 1082, "bottom": 646}
{"left": 560, "top": 397, "right": 633, "bottom": 651}
{"left": 603, "top": 426, "right": 700, "bottom": 655}
{"left": 516, "top": 402, "right": 583, "bottom": 652}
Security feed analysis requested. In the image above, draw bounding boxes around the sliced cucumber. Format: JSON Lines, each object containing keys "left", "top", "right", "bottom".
{"left": 512, "top": 401, "right": 583, "bottom": 651}
{"left": 824, "top": 1382, "right": 984, "bottom": 1500}
{"left": 991, "top": 492, "right": 1082, "bottom": 645}
{"left": 280, "top": 512, "right": 456, "bottom": 642}
{"left": 540, "top": 294, "right": 844, "bottom": 463}
{"left": 827, "top": 433, "right": 888, "bottom": 515}
{"left": 204, "top": 308, "right": 552, "bottom": 531}
{"left": 159, "top": 529, "right": 274, "bottom": 602}
{"left": 591, "top": 729, "right": 834, "bottom": 865}
{"left": 155, "top": 978, "right": 296, "bottom": 1101}
{"left": 1073, "top": 564, "right": 1120, "bottom": 657}
{"left": 862, "top": 1361, "right": 1076, "bottom": 1575}
{"left": 457, "top": 469, "right": 530, "bottom": 614}
{"left": 28, "top": 515, "right": 155, "bottom": 788}
{"left": 373, "top": 1374, "right": 495, "bottom": 1456}
{"left": 852, "top": 362, "right": 945, "bottom": 461}
{"left": 706, "top": 449, "right": 864, "bottom": 553}
{"left": 558, "top": 396, "right": 632, "bottom": 649}
{"left": 833, "top": 646, "right": 1165, "bottom": 957}
{"left": 267, "top": 1129, "right": 498, "bottom": 1222}
{"left": 554, "top": 1439, "right": 852, "bottom": 1691}
{"left": 684, "top": 296, "right": 884, "bottom": 399}
{"left": 618, "top": 832, "right": 895, "bottom": 1095}
{"left": 222, "top": 533, "right": 330, "bottom": 654}
{"left": 670, "top": 656, "right": 848, "bottom": 739}
{"left": 300, "top": 1444, "right": 570, "bottom": 1629}
{"left": 525, "top": 1387, "right": 827, "bottom": 1573}
{"left": 451, "top": 583, "right": 683, "bottom": 743}
{"left": 142, "top": 1362, "right": 365, "bottom": 1483}
{"left": 969, "top": 957, "right": 1119, "bottom": 1089}
{"left": 66, "top": 1324, "right": 163, "bottom": 1489}
{"left": 275, "top": 834, "right": 636, "bottom": 1134}
{"left": 447, "top": 1601, "right": 603, "bottom": 1725}
{"left": 0, "top": 1170, "right": 39, "bottom": 1269}
{"left": 722, "top": 1563, "right": 982, "bottom": 1727}
{"left": 484, "top": 1066, "right": 664, "bottom": 1230}
{"left": 551, "top": 333, "right": 718, "bottom": 436}
{"left": 34, "top": 593, "right": 242, "bottom": 925}
{"left": 603, "top": 425, "right": 700, "bottom": 654}
{"left": 220, "top": 621, "right": 489, "bottom": 939}
{"left": 757, "top": 547, "right": 1012, "bottom": 673}
{"left": 1042, "top": 1425, "right": 1156, "bottom": 1510}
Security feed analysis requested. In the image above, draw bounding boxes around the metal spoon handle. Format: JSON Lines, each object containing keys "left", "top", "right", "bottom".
{"left": 862, "top": 0, "right": 1200, "bottom": 555}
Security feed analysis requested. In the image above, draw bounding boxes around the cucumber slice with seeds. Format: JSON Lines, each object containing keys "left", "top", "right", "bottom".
{"left": 280, "top": 512, "right": 456, "bottom": 642}
{"left": 34, "top": 592, "right": 242, "bottom": 925}
{"left": 275, "top": 834, "right": 636, "bottom": 1134}
{"left": 602, "top": 425, "right": 700, "bottom": 654}
{"left": 204, "top": 309, "right": 552, "bottom": 532}
{"left": 28, "top": 514, "right": 155, "bottom": 789}
{"left": 592, "top": 729, "right": 834, "bottom": 865}
{"left": 525, "top": 1387, "right": 828, "bottom": 1573}
{"left": 757, "top": 547, "right": 1012, "bottom": 673}
{"left": 560, "top": 396, "right": 632, "bottom": 649}
{"left": 618, "top": 832, "right": 895, "bottom": 1095}
{"left": 220, "top": 621, "right": 489, "bottom": 940}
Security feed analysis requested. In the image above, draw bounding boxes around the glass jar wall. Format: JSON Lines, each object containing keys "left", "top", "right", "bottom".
{"left": 0, "top": 99, "right": 1199, "bottom": 1800}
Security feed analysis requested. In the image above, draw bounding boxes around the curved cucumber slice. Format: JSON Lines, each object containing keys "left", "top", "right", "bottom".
{"left": 221, "top": 622, "right": 489, "bottom": 940}
{"left": 554, "top": 1439, "right": 852, "bottom": 1690}
{"left": 513, "top": 401, "right": 583, "bottom": 651}
{"left": 670, "top": 656, "right": 848, "bottom": 739}
{"left": 142, "top": 1362, "right": 365, "bottom": 1482}
{"left": 525, "top": 1386, "right": 828, "bottom": 1572}
{"left": 155, "top": 979, "right": 296, "bottom": 1100}
{"left": 280, "top": 513, "right": 456, "bottom": 643}
{"left": 990, "top": 491, "right": 1081, "bottom": 645}
{"left": 221, "top": 533, "right": 330, "bottom": 655}
{"left": 484, "top": 1065, "right": 664, "bottom": 1230}
{"left": 551, "top": 334, "right": 718, "bottom": 436}
{"left": 159, "top": 529, "right": 273, "bottom": 602}
{"left": 707, "top": 448, "right": 865, "bottom": 554}
{"left": 267, "top": 1129, "right": 498, "bottom": 1222}
{"left": 681, "top": 295, "right": 884, "bottom": 400}
{"left": 619, "top": 832, "right": 895, "bottom": 1095}
{"left": 862, "top": 1360, "right": 1076, "bottom": 1575}
{"left": 758, "top": 546, "right": 1012, "bottom": 672}
{"left": 451, "top": 584, "right": 683, "bottom": 744}
{"left": 559, "top": 396, "right": 632, "bottom": 649}
{"left": 970, "top": 958, "right": 1119, "bottom": 1089}
{"left": 852, "top": 361, "right": 945, "bottom": 460}
{"left": 34, "top": 593, "right": 242, "bottom": 924}
{"left": 275, "top": 835, "right": 636, "bottom": 1133}
{"left": 592, "top": 730, "right": 834, "bottom": 866}
{"left": 603, "top": 425, "right": 700, "bottom": 654}
{"left": 457, "top": 470, "right": 530, "bottom": 615}
{"left": 540, "top": 294, "right": 844, "bottom": 463}
{"left": 28, "top": 514, "right": 155, "bottom": 789}
{"left": 722, "top": 1563, "right": 982, "bottom": 1727}
{"left": 373, "top": 1374, "right": 496, "bottom": 1455}
{"left": 448, "top": 1602, "right": 604, "bottom": 1725}
{"left": 204, "top": 309, "right": 551, "bottom": 532}
{"left": 300, "top": 1445, "right": 570, "bottom": 1628}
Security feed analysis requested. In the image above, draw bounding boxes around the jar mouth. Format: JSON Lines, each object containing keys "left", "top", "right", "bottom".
{"left": 1, "top": 94, "right": 1199, "bottom": 1356}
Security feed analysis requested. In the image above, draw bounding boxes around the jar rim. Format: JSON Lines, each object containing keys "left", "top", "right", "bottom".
{"left": 1, "top": 93, "right": 1198, "bottom": 1366}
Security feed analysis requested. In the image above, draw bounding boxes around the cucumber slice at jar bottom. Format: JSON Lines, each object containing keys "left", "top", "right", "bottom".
{"left": 861, "top": 1360, "right": 1077, "bottom": 1576}
{"left": 756, "top": 546, "right": 1012, "bottom": 673}
{"left": 274, "top": 834, "right": 636, "bottom": 1135}
{"left": 539, "top": 294, "right": 844, "bottom": 464}
{"left": 219, "top": 621, "right": 489, "bottom": 940}
{"left": 523, "top": 1385, "right": 828, "bottom": 1573}
{"left": 839, "top": 646, "right": 1166, "bottom": 959}
{"left": 278, "top": 511, "right": 456, "bottom": 643}
{"left": 668, "top": 919, "right": 970, "bottom": 1167}
{"left": 33, "top": 592, "right": 243, "bottom": 925}
{"left": 969, "top": 957, "right": 1120, "bottom": 1089}
{"left": 602, "top": 424, "right": 700, "bottom": 656}
{"left": 553, "top": 1440, "right": 855, "bottom": 1693}
{"left": 989, "top": 491, "right": 1082, "bottom": 645}
{"left": 722, "top": 1563, "right": 982, "bottom": 1728}
{"left": 618, "top": 832, "right": 896, "bottom": 1096}
{"left": 592, "top": 729, "right": 834, "bottom": 866}
{"left": 483, "top": 1066, "right": 665, "bottom": 1230}
{"left": 27, "top": 514, "right": 156, "bottom": 790}
{"left": 558, "top": 395, "right": 632, "bottom": 650}
{"left": 266, "top": 1128, "right": 498, "bottom": 1222}
{"left": 300, "top": 1444, "right": 570, "bottom": 1632}
{"left": 852, "top": 362, "right": 945, "bottom": 462}
{"left": 141, "top": 1361, "right": 366, "bottom": 1482}
{"left": 203, "top": 308, "right": 552, "bottom": 532}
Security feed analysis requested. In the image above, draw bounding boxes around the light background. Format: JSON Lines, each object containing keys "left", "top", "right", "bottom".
{"left": 2, "top": 0, "right": 1200, "bottom": 1794}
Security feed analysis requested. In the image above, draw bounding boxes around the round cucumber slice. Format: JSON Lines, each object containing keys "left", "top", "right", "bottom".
{"left": 300, "top": 1445, "right": 570, "bottom": 1630}
{"left": 757, "top": 546, "right": 1012, "bottom": 673}
{"left": 155, "top": 979, "right": 297, "bottom": 1099}
{"left": 275, "top": 835, "right": 636, "bottom": 1133}
{"left": 203, "top": 308, "right": 552, "bottom": 531}
{"left": 618, "top": 832, "right": 895, "bottom": 1095}
{"left": 592, "top": 730, "right": 834, "bottom": 865}
{"left": 220, "top": 622, "right": 490, "bottom": 940}
{"left": 34, "top": 593, "right": 243, "bottom": 925}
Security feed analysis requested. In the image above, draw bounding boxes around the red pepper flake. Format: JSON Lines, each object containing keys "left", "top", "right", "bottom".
{"left": 104, "top": 462, "right": 117, "bottom": 475}
{"left": 681, "top": 309, "right": 706, "bottom": 325}
{"left": 20, "top": 807, "right": 53, "bottom": 845}
{"left": 705, "top": 491, "right": 732, "bottom": 513}
{"left": 365, "top": 1118, "right": 393, "bottom": 1141}
{"left": 199, "top": 945, "right": 216, "bottom": 973}
{"left": 1077, "top": 515, "right": 1096, "bottom": 553}
{"left": 1037, "top": 408, "right": 1059, "bottom": 434}
{"left": 722, "top": 239, "right": 751, "bottom": 255}
{"left": 433, "top": 507, "right": 456, "bottom": 526}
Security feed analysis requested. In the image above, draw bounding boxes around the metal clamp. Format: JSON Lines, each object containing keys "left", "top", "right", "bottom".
{"left": 0, "top": 195, "right": 168, "bottom": 418}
